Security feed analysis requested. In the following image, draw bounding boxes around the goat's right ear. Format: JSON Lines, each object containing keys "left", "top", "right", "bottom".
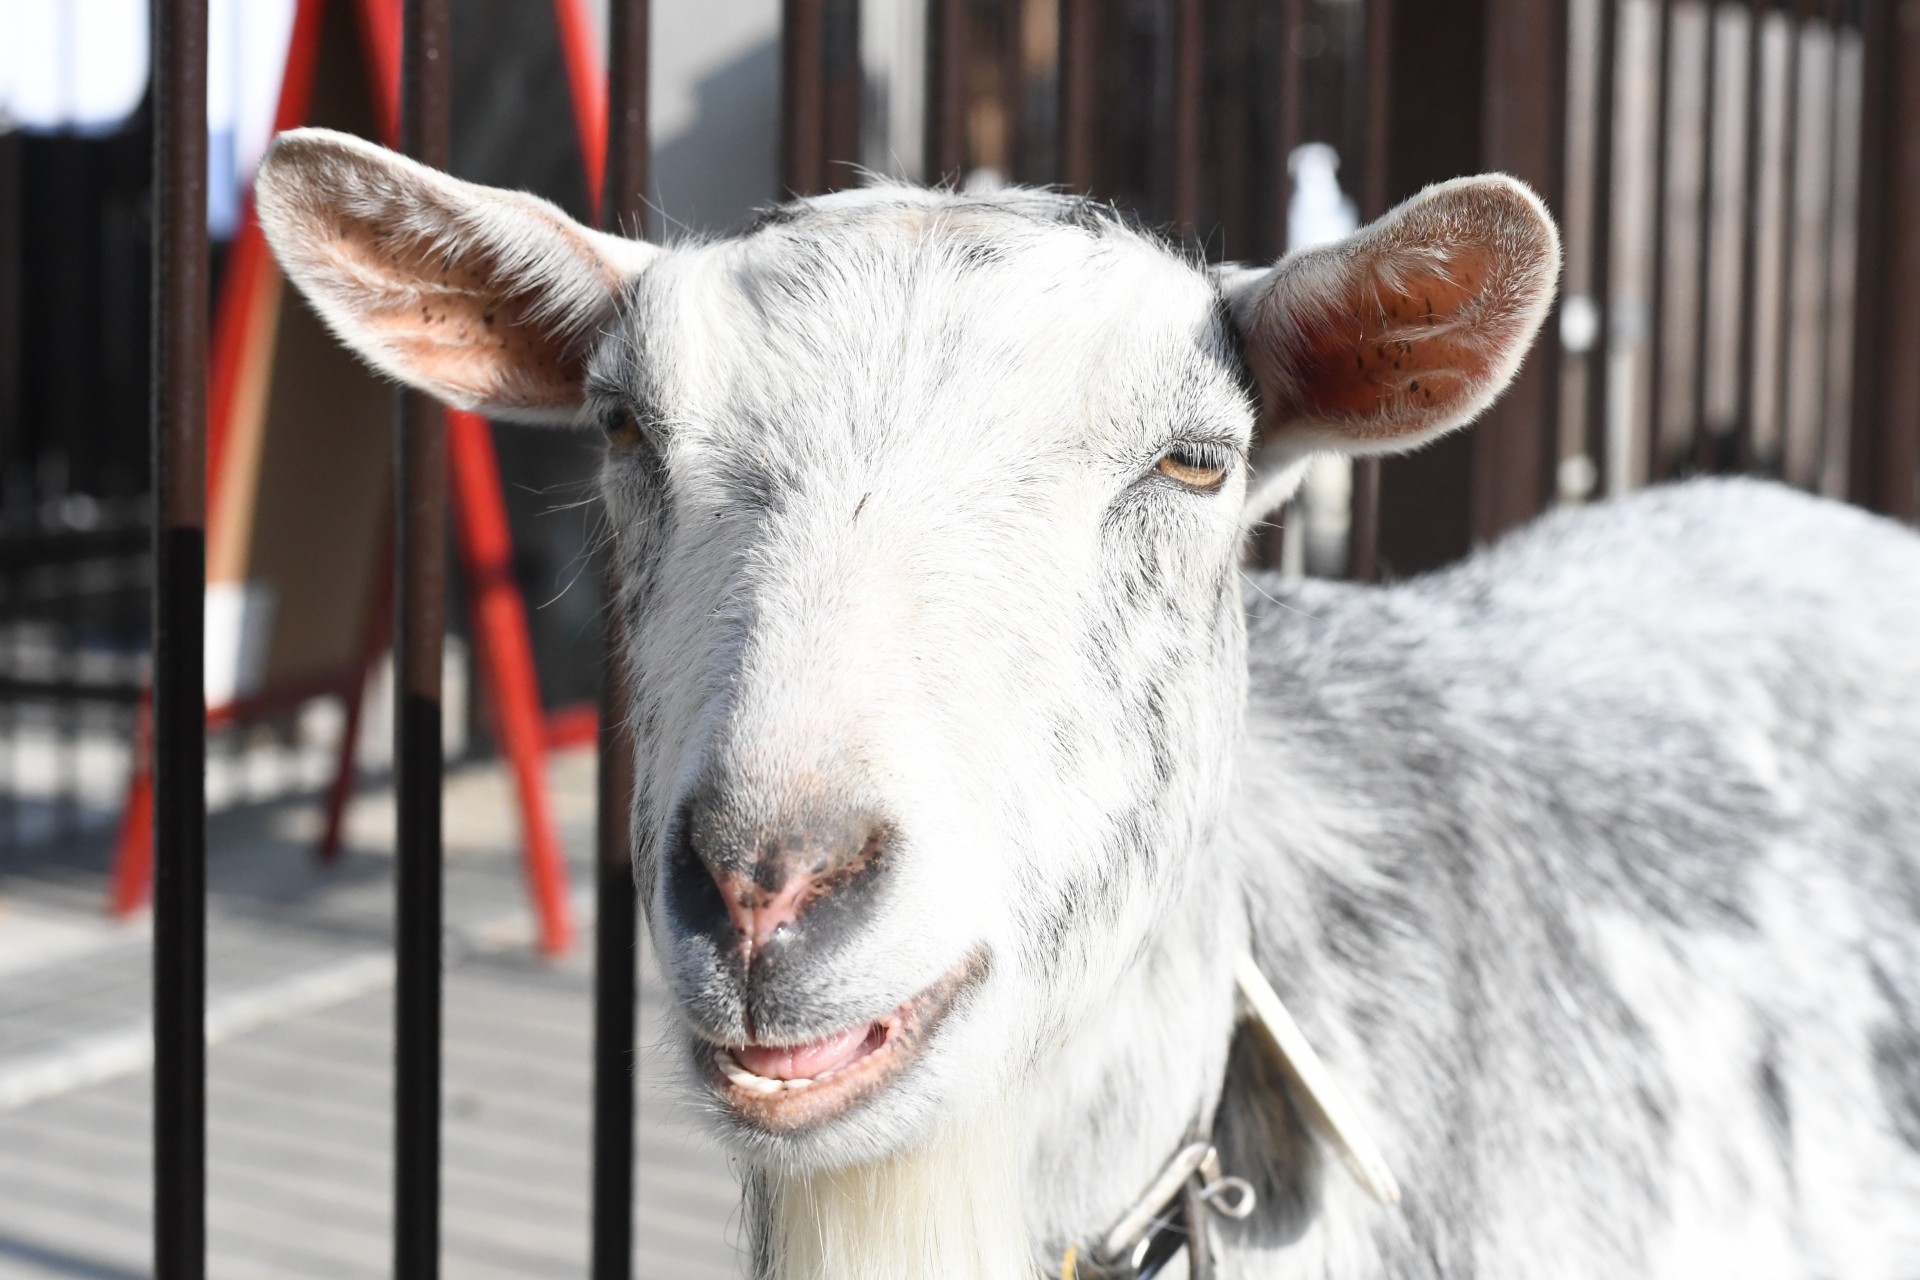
{"left": 254, "top": 128, "right": 657, "bottom": 423}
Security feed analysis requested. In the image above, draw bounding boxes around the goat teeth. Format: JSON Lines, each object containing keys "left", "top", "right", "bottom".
{"left": 717, "top": 1051, "right": 784, "bottom": 1095}
{"left": 778, "top": 1076, "right": 814, "bottom": 1090}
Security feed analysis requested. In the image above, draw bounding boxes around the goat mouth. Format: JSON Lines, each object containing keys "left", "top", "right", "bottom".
{"left": 704, "top": 952, "right": 985, "bottom": 1133}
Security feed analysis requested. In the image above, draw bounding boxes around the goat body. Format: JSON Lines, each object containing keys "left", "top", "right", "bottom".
{"left": 1211, "top": 479, "right": 1920, "bottom": 1276}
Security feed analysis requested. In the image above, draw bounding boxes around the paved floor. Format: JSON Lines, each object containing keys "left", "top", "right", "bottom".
{"left": 0, "top": 749, "right": 743, "bottom": 1279}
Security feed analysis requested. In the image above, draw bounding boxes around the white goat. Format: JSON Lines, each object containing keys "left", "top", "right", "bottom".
{"left": 256, "top": 128, "right": 1920, "bottom": 1279}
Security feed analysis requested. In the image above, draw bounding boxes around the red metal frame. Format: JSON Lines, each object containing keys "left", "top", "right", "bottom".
{"left": 111, "top": 0, "right": 602, "bottom": 956}
{"left": 448, "top": 409, "right": 574, "bottom": 952}
{"left": 318, "top": 542, "right": 393, "bottom": 861}
{"left": 551, "top": 0, "right": 607, "bottom": 208}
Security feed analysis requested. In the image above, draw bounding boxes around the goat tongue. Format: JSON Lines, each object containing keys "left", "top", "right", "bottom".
{"left": 734, "top": 1024, "right": 879, "bottom": 1080}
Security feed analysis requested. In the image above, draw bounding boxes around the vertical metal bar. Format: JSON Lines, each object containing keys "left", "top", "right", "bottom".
{"left": 1646, "top": 0, "right": 1677, "bottom": 481}
{"left": 1211, "top": 0, "right": 1255, "bottom": 254}
{"left": 1250, "top": 0, "right": 1306, "bottom": 564}
{"left": 0, "top": 134, "right": 14, "bottom": 861}
{"left": 782, "top": 0, "right": 826, "bottom": 194}
{"left": 1733, "top": 0, "right": 1768, "bottom": 469}
{"left": 393, "top": 1, "right": 451, "bottom": 1277}
{"left": 1691, "top": 0, "right": 1722, "bottom": 470}
{"left": 1058, "top": 0, "right": 1097, "bottom": 191}
{"left": 1774, "top": 0, "right": 1806, "bottom": 480}
{"left": 1349, "top": 0, "right": 1392, "bottom": 582}
{"left": 0, "top": 129, "right": 18, "bottom": 468}
{"left": 821, "top": 0, "right": 863, "bottom": 190}
{"left": 1846, "top": 0, "right": 1888, "bottom": 505}
{"left": 998, "top": 0, "right": 1029, "bottom": 183}
{"left": 151, "top": 0, "right": 209, "bottom": 1274}
{"left": 591, "top": 2, "right": 647, "bottom": 1276}
{"left": 1810, "top": 0, "right": 1847, "bottom": 492}
{"left": 1585, "top": 0, "right": 1619, "bottom": 494}
{"left": 1850, "top": 0, "right": 1920, "bottom": 518}
{"left": 58, "top": 495, "right": 79, "bottom": 838}
{"left": 1273, "top": 0, "right": 1306, "bottom": 252}
{"left": 1169, "top": 0, "right": 1204, "bottom": 235}
{"left": 592, "top": 644, "right": 638, "bottom": 1280}
{"left": 604, "top": 1, "right": 650, "bottom": 236}
{"left": 926, "top": 0, "right": 968, "bottom": 182}
{"left": 1475, "top": 0, "right": 1569, "bottom": 535}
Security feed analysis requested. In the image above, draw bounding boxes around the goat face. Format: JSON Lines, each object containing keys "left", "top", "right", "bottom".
{"left": 254, "top": 131, "right": 1558, "bottom": 1172}
{"left": 599, "top": 195, "right": 1258, "bottom": 1163}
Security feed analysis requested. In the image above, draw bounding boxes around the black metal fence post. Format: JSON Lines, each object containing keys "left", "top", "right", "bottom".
{"left": 1691, "top": 1, "right": 1723, "bottom": 472}
{"left": 591, "top": 2, "right": 649, "bottom": 1276}
{"left": 782, "top": 0, "right": 861, "bottom": 197}
{"left": 1348, "top": 0, "right": 1393, "bottom": 583}
{"left": 1733, "top": 0, "right": 1768, "bottom": 470}
{"left": 393, "top": 1, "right": 453, "bottom": 1276}
{"left": 926, "top": 0, "right": 968, "bottom": 183}
{"left": 782, "top": 0, "right": 826, "bottom": 194}
{"left": 1647, "top": 0, "right": 1677, "bottom": 483}
{"left": 1169, "top": 0, "right": 1204, "bottom": 235}
{"left": 1476, "top": 0, "right": 1570, "bottom": 539}
{"left": 151, "top": 0, "right": 209, "bottom": 1276}
{"left": 1058, "top": 0, "right": 1097, "bottom": 192}
{"left": 1584, "top": 0, "right": 1620, "bottom": 493}
{"left": 1850, "top": 0, "right": 1920, "bottom": 519}
{"left": 1773, "top": 1, "right": 1808, "bottom": 479}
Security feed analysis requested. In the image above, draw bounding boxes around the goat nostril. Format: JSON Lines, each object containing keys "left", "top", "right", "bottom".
{"left": 663, "top": 813, "right": 735, "bottom": 946}
{"left": 712, "top": 870, "right": 816, "bottom": 951}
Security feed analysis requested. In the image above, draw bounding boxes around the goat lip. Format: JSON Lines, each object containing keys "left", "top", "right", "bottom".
{"left": 730, "top": 1023, "right": 881, "bottom": 1081}
{"left": 702, "top": 951, "right": 987, "bottom": 1134}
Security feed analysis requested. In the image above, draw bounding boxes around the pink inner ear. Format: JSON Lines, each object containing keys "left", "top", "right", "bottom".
{"left": 1276, "top": 246, "right": 1501, "bottom": 444}
{"left": 325, "top": 209, "right": 585, "bottom": 413}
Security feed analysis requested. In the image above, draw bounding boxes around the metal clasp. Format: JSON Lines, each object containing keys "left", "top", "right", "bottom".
{"left": 1077, "top": 1141, "right": 1259, "bottom": 1280}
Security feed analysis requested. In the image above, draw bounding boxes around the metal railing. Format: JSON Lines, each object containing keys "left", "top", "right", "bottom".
{"left": 15, "top": 0, "right": 1917, "bottom": 1276}
{"left": 141, "top": 4, "right": 653, "bottom": 1277}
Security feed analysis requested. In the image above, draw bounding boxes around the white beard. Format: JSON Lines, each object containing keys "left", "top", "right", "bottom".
{"left": 761, "top": 1098, "right": 1035, "bottom": 1280}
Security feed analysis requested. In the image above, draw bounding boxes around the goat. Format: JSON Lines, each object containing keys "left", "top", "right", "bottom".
{"left": 255, "top": 127, "right": 1920, "bottom": 1279}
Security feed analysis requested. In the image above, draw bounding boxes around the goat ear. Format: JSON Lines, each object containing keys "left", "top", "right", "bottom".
{"left": 254, "top": 128, "right": 657, "bottom": 423}
{"left": 1220, "top": 175, "right": 1559, "bottom": 464}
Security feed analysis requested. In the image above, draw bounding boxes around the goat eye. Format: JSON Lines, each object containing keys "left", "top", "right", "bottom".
{"left": 603, "top": 407, "right": 644, "bottom": 450}
{"left": 1154, "top": 442, "right": 1230, "bottom": 491}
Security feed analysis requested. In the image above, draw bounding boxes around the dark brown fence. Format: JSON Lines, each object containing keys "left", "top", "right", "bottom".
{"left": 789, "top": 0, "right": 1917, "bottom": 579}
{"left": 6, "top": 0, "right": 1916, "bottom": 1276}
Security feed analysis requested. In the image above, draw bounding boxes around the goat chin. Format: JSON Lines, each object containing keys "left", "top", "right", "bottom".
{"left": 758, "top": 1100, "right": 1034, "bottom": 1280}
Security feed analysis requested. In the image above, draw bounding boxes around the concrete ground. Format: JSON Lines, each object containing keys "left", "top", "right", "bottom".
{"left": 0, "top": 747, "right": 742, "bottom": 1279}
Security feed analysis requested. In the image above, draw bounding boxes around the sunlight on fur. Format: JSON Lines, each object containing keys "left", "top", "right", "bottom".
{"left": 762, "top": 1101, "right": 1033, "bottom": 1280}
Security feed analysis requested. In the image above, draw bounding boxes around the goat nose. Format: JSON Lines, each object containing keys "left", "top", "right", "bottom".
{"left": 674, "top": 789, "right": 889, "bottom": 956}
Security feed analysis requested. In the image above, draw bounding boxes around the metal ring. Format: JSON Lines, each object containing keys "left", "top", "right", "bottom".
{"left": 1198, "top": 1176, "right": 1257, "bottom": 1221}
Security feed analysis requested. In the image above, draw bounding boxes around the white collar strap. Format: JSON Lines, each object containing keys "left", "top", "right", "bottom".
{"left": 1234, "top": 953, "right": 1401, "bottom": 1206}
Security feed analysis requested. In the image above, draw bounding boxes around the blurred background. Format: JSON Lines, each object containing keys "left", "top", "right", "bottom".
{"left": 0, "top": 0, "right": 1915, "bottom": 1276}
